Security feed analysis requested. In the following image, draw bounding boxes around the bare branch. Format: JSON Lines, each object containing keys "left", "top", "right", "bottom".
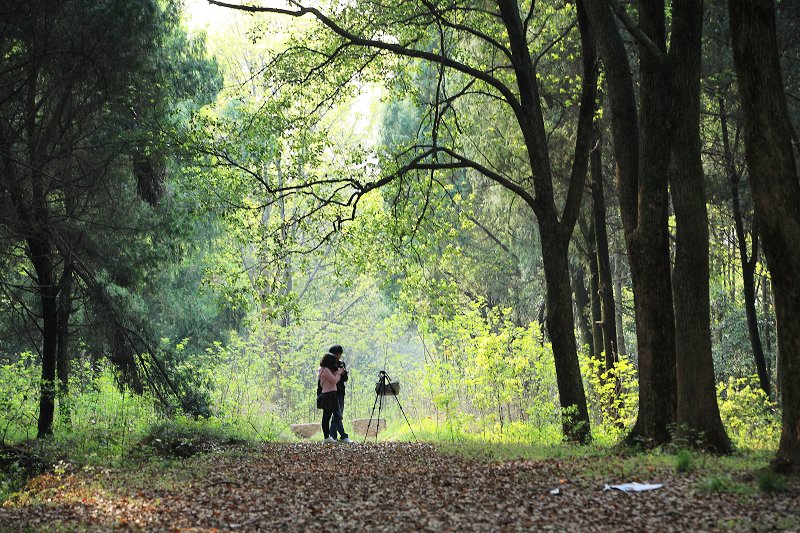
{"left": 606, "top": 0, "right": 667, "bottom": 64}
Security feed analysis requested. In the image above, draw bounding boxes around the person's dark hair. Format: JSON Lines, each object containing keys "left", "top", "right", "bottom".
{"left": 329, "top": 345, "right": 343, "bottom": 355}
{"left": 320, "top": 352, "right": 338, "bottom": 370}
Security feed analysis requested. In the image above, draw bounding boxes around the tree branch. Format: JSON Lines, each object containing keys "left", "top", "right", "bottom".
{"left": 207, "top": 0, "right": 522, "bottom": 115}
{"left": 606, "top": 0, "right": 667, "bottom": 64}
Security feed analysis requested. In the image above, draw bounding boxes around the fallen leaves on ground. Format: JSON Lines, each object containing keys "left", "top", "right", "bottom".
{"left": 1, "top": 442, "right": 798, "bottom": 531}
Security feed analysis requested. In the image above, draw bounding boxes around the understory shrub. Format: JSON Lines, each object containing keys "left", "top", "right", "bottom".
{"left": 717, "top": 376, "right": 780, "bottom": 450}
{"left": 139, "top": 417, "right": 247, "bottom": 458}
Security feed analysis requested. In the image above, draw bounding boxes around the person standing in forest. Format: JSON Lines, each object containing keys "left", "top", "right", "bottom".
{"left": 328, "top": 345, "right": 353, "bottom": 443}
{"left": 318, "top": 352, "right": 345, "bottom": 443}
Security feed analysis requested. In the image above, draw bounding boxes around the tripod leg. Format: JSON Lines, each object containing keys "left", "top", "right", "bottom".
{"left": 364, "top": 385, "right": 382, "bottom": 444}
{"left": 375, "top": 377, "right": 386, "bottom": 443}
{"left": 392, "top": 393, "right": 418, "bottom": 442}
{"left": 384, "top": 373, "right": 417, "bottom": 442}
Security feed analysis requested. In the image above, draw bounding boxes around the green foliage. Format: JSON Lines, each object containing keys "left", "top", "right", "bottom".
{"left": 139, "top": 417, "right": 245, "bottom": 458}
{"left": 717, "top": 376, "right": 780, "bottom": 450}
{"left": 755, "top": 468, "right": 787, "bottom": 493}
{"left": 675, "top": 449, "right": 694, "bottom": 473}
{"left": 407, "top": 302, "right": 562, "bottom": 442}
{"left": 698, "top": 475, "right": 750, "bottom": 494}
{"left": 579, "top": 353, "right": 638, "bottom": 443}
{"left": 0, "top": 354, "right": 40, "bottom": 443}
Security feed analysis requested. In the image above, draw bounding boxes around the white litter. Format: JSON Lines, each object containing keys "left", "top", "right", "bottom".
{"left": 549, "top": 488, "right": 560, "bottom": 495}
{"left": 603, "top": 482, "right": 663, "bottom": 492}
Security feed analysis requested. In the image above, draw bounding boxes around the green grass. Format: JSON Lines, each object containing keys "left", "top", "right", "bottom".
{"left": 675, "top": 449, "right": 694, "bottom": 473}
{"left": 755, "top": 468, "right": 787, "bottom": 493}
{"left": 698, "top": 474, "right": 751, "bottom": 494}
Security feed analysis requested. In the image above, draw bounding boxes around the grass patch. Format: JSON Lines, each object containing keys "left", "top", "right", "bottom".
{"left": 755, "top": 468, "right": 787, "bottom": 493}
{"left": 675, "top": 449, "right": 694, "bottom": 473}
{"left": 698, "top": 474, "right": 751, "bottom": 494}
{"left": 138, "top": 417, "right": 248, "bottom": 458}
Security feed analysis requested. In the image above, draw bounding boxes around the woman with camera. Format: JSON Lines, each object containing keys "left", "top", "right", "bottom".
{"left": 317, "top": 352, "right": 346, "bottom": 443}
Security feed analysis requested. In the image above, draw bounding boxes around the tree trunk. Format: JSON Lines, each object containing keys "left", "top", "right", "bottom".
{"left": 496, "top": 0, "right": 594, "bottom": 443}
{"left": 543, "top": 234, "right": 591, "bottom": 443}
{"left": 720, "top": 96, "right": 771, "bottom": 398}
{"left": 590, "top": 125, "right": 618, "bottom": 370}
{"left": 31, "top": 234, "right": 58, "bottom": 439}
{"left": 730, "top": 0, "right": 800, "bottom": 472}
{"left": 571, "top": 263, "right": 595, "bottom": 356}
{"left": 669, "top": 0, "right": 731, "bottom": 453}
{"left": 587, "top": 228, "right": 604, "bottom": 362}
{"left": 584, "top": 0, "right": 677, "bottom": 445}
{"left": 613, "top": 251, "right": 628, "bottom": 357}
{"left": 56, "top": 261, "right": 74, "bottom": 424}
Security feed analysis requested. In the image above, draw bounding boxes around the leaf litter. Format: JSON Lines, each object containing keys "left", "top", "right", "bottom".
{"left": 1, "top": 442, "right": 798, "bottom": 531}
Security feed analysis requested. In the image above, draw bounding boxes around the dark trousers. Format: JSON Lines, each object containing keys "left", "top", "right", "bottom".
{"left": 322, "top": 402, "right": 345, "bottom": 439}
{"left": 329, "top": 394, "right": 349, "bottom": 440}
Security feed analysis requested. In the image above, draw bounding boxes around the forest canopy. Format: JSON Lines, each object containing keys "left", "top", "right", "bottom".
{"left": 1, "top": 0, "right": 799, "bottom": 475}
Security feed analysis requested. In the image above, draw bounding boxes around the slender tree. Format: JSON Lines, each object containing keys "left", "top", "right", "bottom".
{"left": 718, "top": 96, "right": 771, "bottom": 399}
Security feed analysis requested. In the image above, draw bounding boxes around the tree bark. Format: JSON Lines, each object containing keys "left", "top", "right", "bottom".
{"left": 669, "top": 0, "right": 731, "bottom": 452}
{"left": 720, "top": 96, "right": 771, "bottom": 399}
{"left": 543, "top": 234, "right": 591, "bottom": 442}
{"left": 613, "top": 251, "right": 628, "bottom": 357}
{"left": 572, "top": 263, "right": 595, "bottom": 356}
{"left": 31, "top": 233, "right": 58, "bottom": 439}
{"left": 583, "top": 0, "right": 677, "bottom": 446}
{"left": 56, "top": 261, "right": 74, "bottom": 424}
{"left": 590, "top": 125, "right": 618, "bottom": 370}
{"left": 730, "top": 0, "right": 800, "bottom": 472}
{"left": 587, "top": 225, "right": 604, "bottom": 362}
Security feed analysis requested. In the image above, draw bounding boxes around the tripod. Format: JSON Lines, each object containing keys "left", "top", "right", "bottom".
{"left": 364, "top": 370, "right": 417, "bottom": 443}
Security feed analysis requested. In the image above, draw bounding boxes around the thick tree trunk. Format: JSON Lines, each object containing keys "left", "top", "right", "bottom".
{"left": 584, "top": 0, "right": 677, "bottom": 445}
{"left": 669, "top": 0, "right": 731, "bottom": 453}
{"left": 590, "top": 125, "right": 618, "bottom": 370}
{"left": 496, "top": 0, "right": 594, "bottom": 443}
{"left": 730, "top": 0, "right": 800, "bottom": 472}
{"left": 720, "top": 97, "right": 771, "bottom": 398}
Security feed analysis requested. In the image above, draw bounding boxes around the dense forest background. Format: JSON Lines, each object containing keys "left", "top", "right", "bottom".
{"left": 1, "top": 0, "right": 799, "bottom": 479}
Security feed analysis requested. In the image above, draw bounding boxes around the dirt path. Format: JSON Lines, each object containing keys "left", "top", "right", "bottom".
{"left": 1, "top": 442, "right": 798, "bottom": 531}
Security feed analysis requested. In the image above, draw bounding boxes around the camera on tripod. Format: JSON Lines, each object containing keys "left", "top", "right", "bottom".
{"left": 364, "top": 369, "right": 416, "bottom": 442}
{"left": 374, "top": 370, "right": 400, "bottom": 396}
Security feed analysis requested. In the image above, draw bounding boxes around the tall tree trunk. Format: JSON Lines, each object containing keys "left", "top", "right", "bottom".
{"left": 730, "top": 0, "right": 800, "bottom": 472}
{"left": 584, "top": 0, "right": 677, "bottom": 445}
{"left": 720, "top": 96, "right": 771, "bottom": 398}
{"left": 543, "top": 234, "right": 591, "bottom": 442}
{"left": 590, "top": 125, "right": 618, "bottom": 370}
{"left": 613, "top": 251, "right": 628, "bottom": 357}
{"left": 30, "top": 234, "right": 58, "bottom": 439}
{"left": 587, "top": 226, "right": 604, "bottom": 362}
{"left": 56, "top": 261, "right": 74, "bottom": 424}
{"left": 669, "top": 0, "right": 731, "bottom": 452}
{"left": 572, "top": 263, "right": 595, "bottom": 355}
{"left": 496, "top": 0, "right": 595, "bottom": 443}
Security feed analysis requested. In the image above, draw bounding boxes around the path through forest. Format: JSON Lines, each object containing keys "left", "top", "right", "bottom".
{"left": 1, "top": 442, "right": 798, "bottom": 531}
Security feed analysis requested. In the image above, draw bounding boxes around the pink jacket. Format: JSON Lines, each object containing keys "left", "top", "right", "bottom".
{"left": 318, "top": 366, "right": 343, "bottom": 393}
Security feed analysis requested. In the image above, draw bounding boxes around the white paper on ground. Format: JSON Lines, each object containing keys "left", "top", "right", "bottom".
{"left": 602, "top": 482, "right": 663, "bottom": 492}
{"left": 549, "top": 488, "right": 560, "bottom": 495}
